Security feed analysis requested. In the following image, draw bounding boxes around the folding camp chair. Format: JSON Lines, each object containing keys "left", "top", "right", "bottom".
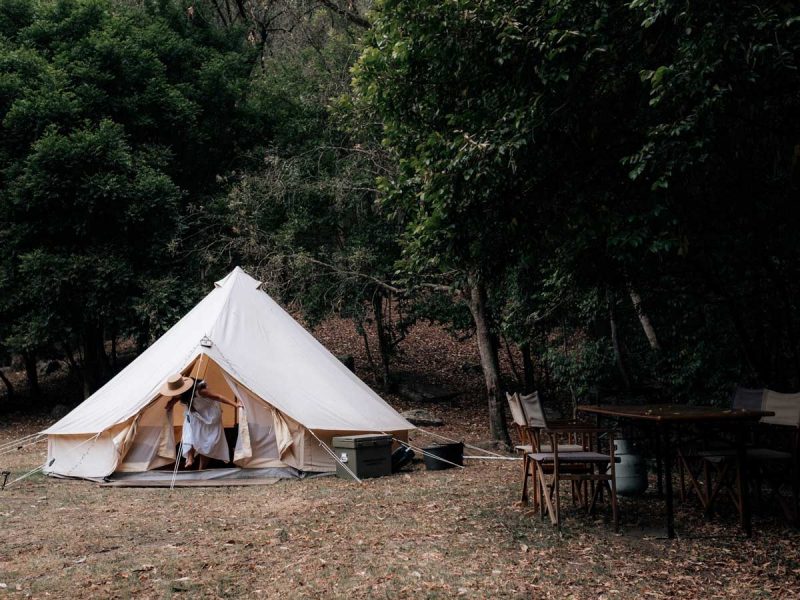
{"left": 506, "top": 392, "right": 533, "bottom": 501}
{"left": 529, "top": 427, "right": 619, "bottom": 531}
{"left": 678, "top": 388, "right": 766, "bottom": 510}
{"left": 685, "top": 389, "right": 799, "bottom": 524}
{"left": 748, "top": 391, "right": 800, "bottom": 523}
{"left": 511, "top": 392, "right": 584, "bottom": 505}
{"left": 513, "top": 392, "right": 617, "bottom": 528}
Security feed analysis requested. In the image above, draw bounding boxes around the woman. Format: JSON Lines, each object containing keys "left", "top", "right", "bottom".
{"left": 160, "top": 374, "right": 241, "bottom": 469}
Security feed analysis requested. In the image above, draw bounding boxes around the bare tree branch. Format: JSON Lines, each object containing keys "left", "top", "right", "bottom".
{"left": 316, "top": 0, "right": 370, "bottom": 29}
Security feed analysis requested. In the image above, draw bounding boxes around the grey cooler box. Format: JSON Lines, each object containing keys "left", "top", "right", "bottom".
{"left": 331, "top": 434, "right": 393, "bottom": 480}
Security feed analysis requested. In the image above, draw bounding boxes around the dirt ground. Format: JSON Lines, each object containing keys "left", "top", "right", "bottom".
{"left": 1, "top": 319, "right": 799, "bottom": 598}
{"left": 2, "top": 420, "right": 800, "bottom": 599}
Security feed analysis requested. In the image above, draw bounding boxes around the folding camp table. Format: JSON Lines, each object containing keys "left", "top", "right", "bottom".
{"left": 577, "top": 404, "right": 772, "bottom": 538}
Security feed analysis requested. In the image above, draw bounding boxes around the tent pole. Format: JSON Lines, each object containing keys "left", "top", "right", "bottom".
{"left": 169, "top": 353, "right": 208, "bottom": 490}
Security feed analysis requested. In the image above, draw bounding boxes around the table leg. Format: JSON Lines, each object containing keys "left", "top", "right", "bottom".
{"left": 735, "top": 424, "right": 752, "bottom": 537}
{"left": 655, "top": 424, "right": 664, "bottom": 498}
{"left": 663, "top": 424, "right": 675, "bottom": 539}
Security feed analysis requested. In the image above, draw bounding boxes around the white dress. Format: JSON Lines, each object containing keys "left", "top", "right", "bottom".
{"left": 181, "top": 395, "right": 230, "bottom": 462}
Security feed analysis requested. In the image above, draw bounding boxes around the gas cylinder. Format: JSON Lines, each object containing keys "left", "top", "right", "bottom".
{"left": 611, "top": 439, "right": 648, "bottom": 496}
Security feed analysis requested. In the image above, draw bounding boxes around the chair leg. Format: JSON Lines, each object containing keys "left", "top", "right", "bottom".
{"left": 734, "top": 458, "right": 745, "bottom": 526}
{"left": 521, "top": 454, "right": 530, "bottom": 505}
{"left": 763, "top": 461, "right": 799, "bottom": 525}
{"left": 536, "top": 466, "right": 557, "bottom": 525}
{"left": 588, "top": 476, "right": 601, "bottom": 516}
{"left": 679, "top": 454, "right": 686, "bottom": 502}
{"left": 682, "top": 457, "right": 709, "bottom": 510}
{"left": 755, "top": 469, "right": 763, "bottom": 509}
{"left": 539, "top": 475, "right": 547, "bottom": 521}
{"left": 610, "top": 478, "right": 619, "bottom": 533}
{"left": 554, "top": 474, "right": 561, "bottom": 531}
{"left": 792, "top": 461, "right": 799, "bottom": 525}
{"left": 607, "top": 454, "right": 619, "bottom": 533}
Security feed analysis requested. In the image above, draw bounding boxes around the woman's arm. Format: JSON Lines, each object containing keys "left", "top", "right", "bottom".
{"left": 199, "top": 389, "right": 242, "bottom": 408}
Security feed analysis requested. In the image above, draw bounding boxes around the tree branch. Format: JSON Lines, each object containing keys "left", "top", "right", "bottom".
{"left": 293, "top": 254, "right": 461, "bottom": 298}
{"left": 316, "top": 0, "right": 370, "bottom": 29}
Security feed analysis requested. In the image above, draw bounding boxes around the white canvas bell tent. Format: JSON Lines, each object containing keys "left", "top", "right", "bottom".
{"left": 42, "top": 267, "right": 413, "bottom": 479}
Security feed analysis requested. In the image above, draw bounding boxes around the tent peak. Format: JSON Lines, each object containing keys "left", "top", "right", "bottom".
{"left": 214, "top": 267, "right": 263, "bottom": 290}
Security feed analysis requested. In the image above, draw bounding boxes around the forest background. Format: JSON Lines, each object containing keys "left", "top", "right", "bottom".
{"left": 1, "top": 0, "right": 798, "bottom": 445}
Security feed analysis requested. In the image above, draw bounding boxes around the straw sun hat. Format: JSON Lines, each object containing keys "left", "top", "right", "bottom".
{"left": 160, "top": 374, "right": 193, "bottom": 397}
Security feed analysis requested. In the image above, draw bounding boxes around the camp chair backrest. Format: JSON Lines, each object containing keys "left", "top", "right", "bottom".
{"left": 762, "top": 390, "right": 800, "bottom": 427}
{"left": 731, "top": 387, "right": 765, "bottom": 412}
{"left": 518, "top": 391, "right": 547, "bottom": 429}
{"left": 506, "top": 392, "right": 527, "bottom": 427}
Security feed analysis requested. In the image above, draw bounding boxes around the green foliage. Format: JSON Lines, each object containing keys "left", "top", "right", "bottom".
{"left": 0, "top": 0, "right": 259, "bottom": 395}
{"left": 219, "top": 8, "right": 401, "bottom": 331}
{"left": 355, "top": 0, "right": 800, "bottom": 403}
{"left": 354, "top": 0, "right": 541, "bottom": 282}
{"left": 2, "top": 0, "right": 799, "bottom": 410}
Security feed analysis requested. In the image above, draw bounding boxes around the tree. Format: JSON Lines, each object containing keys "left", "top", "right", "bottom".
{"left": 625, "top": 1, "right": 800, "bottom": 391}
{"left": 352, "top": 0, "right": 559, "bottom": 444}
{"left": 0, "top": 0, "right": 260, "bottom": 397}
{"left": 214, "top": 2, "right": 411, "bottom": 389}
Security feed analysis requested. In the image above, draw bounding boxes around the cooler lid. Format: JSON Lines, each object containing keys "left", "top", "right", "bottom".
{"left": 331, "top": 434, "right": 393, "bottom": 448}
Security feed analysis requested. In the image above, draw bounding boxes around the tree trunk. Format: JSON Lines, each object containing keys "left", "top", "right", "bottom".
{"left": 629, "top": 288, "right": 661, "bottom": 351}
{"left": 360, "top": 326, "right": 379, "bottom": 384}
{"left": 0, "top": 368, "right": 15, "bottom": 400}
{"left": 520, "top": 342, "right": 536, "bottom": 393}
{"left": 82, "top": 325, "right": 108, "bottom": 398}
{"left": 61, "top": 339, "right": 83, "bottom": 394}
{"left": 607, "top": 289, "right": 631, "bottom": 391}
{"left": 23, "top": 351, "right": 40, "bottom": 400}
{"left": 466, "top": 273, "right": 511, "bottom": 446}
{"left": 502, "top": 335, "right": 523, "bottom": 389}
{"left": 136, "top": 330, "right": 149, "bottom": 356}
{"left": 372, "top": 293, "right": 392, "bottom": 389}
{"left": 110, "top": 333, "right": 118, "bottom": 371}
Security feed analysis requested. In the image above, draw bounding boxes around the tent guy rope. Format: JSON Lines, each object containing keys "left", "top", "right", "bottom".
{"left": 3, "top": 431, "right": 102, "bottom": 489}
{"left": 63, "top": 431, "right": 104, "bottom": 478}
{"left": 3, "top": 459, "right": 54, "bottom": 488}
{"left": 415, "top": 428, "right": 509, "bottom": 459}
{"left": 0, "top": 431, "right": 43, "bottom": 450}
{"left": 0, "top": 434, "right": 46, "bottom": 457}
{"left": 383, "top": 434, "right": 466, "bottom": 470}
{"left": 307, "top": 429, "right": 363, "bottom": 483}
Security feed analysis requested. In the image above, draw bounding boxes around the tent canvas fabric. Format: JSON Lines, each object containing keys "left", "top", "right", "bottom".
{"left": 43, "top": 267, "right": 414, "bottom": 479}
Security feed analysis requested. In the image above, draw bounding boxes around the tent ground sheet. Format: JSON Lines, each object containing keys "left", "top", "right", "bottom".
{"left": 95, "top": 467, "right": 332, "bottom": 487}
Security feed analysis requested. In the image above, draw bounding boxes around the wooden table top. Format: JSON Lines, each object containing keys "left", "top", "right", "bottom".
{"left": 577, "top": 404, "right": 773, "bottom": 423}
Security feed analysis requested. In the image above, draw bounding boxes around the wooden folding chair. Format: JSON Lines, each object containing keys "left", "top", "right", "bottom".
{"left": 529, "top": 427, "right": 619, "bottom": 531}
{"left": 688, "top": 390, "right": 799, "bottom": 524}
{"left": 747, "top": 391, "right": 800, "bottom": 523}
{"left": 678, "top": 388, "right": 765, "bottom": 510}
{"left": 513, "top": 392, "right": 617, "bottom": 528}
{"left": 506, "top": 392, "right": 533, "bottom": 502}
{"left": 513, "top": 391, "right": 584, "bottom": 506}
